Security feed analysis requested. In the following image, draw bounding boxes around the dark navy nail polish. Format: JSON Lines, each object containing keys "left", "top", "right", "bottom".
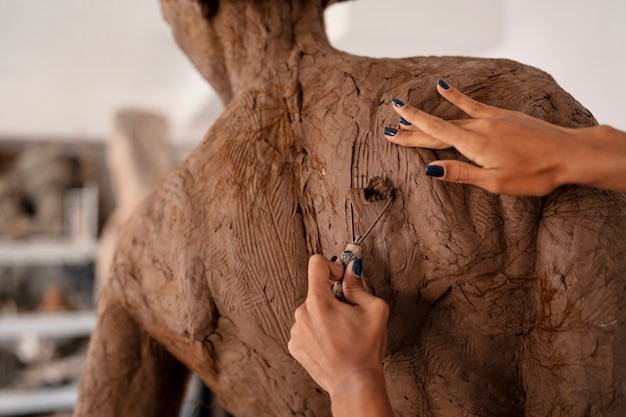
{"left": 399, "top": 116, "right": 412, "bottom": 126}
{"left": 384, "top": 127, "right": 398, "bottom": 137}
{"left": 391, "top": 98, "right": 405, "bottom": 107}
{"left": 437, "top": 79, "right": 450, "bottom": 90}
{"left": 330, "top": 256, "right": 337, "bottom": 263}
{"left": 352, "top": 258, "right": 362, "bottom": 277}
{"left": 425, "top": 165, "right": 445, "bottom": 178}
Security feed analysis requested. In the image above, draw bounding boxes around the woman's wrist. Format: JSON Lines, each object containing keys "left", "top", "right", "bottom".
{"left": 329, "top": 368, "right": 394, "bottom": 417}
{"left": 556, "top": 126, "right": 590, "bottom": 189}
{"left": 562, "top": 125, "right": 626, "bottom": 192}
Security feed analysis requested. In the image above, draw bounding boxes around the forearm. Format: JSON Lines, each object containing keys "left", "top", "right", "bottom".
{"left": 564, "top": 125, "right": 626, "bottom": 192}
{"left": 329, "top": 369, "right": 394, "bottom": 417}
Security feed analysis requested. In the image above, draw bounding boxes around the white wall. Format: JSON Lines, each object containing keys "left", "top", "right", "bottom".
{"left": 0, "top": 0, "right": 209, "bottom": 143}
{"left": 488, "top": 1, "right": 626, "bottom": 129}
{"left": 327, "top": 0, "right": 626, "bottom": 130}
{"left": 0, "top": 0, "right": 624, "bottom": 146}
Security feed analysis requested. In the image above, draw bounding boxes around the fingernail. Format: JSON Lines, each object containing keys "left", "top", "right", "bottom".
{"left": 425, "top": 165, "right": 445, "bottom": 178}
{"left": 352, "top": 258, "right": 362, "bottom": 277}
{"left": 391, "top": 98, "right": 405, "bottom": 107}
{"left": 330, "top": 256, "right": 337, "bottom": 263}
{"left": 384, "top": 127, "right": 398, "bottom": 137}
{"left": 437, "top": 79, "right": 450, "bottom": 90}
{"left": 399, "top": 116, "right": 412, "bottom": 126}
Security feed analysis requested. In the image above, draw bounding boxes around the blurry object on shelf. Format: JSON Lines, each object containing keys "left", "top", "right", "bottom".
{"left": 36, "top": 284, "right": 78, "bottom": 313}
{"left": 18, "top": 348, "right": 86, "bottom": 389}
{"left": 0, "top": 138, "right": 108, "bottom": 416}
{"left": 0, "top": 347, "right": 21, "bottom": 388}
{"left": 95, "top": 109, "right": 176, "bottom": 300}
{"left": 0, "top": 264, "right": 92, "bottom": 391}
{"left": 64, "top": 182, "right": 98, "bottom": 242}
{"left": 0, "top": 170, "right": 33, "bottom": 239}
{"left": 0, "top": 310, "right": 94, "bottom": 414}
{"left": 15, "top": 333, "right": 56, "bottom": 366}
{"left": 0, "top": 294, "right": 93, "bottom": 414}
{"left": 0, "top": 263, "right": 90, "bottom": 312}
{"left": 0, "top": 144, "right": 81, "bottom": 240}
{"left": 15, "top": 144, "right": 81, "bottom": 238}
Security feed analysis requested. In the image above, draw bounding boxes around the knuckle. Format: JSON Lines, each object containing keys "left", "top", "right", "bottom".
{"left": 307, "top": 297, "right": 328, "bottom": 318}
{"left": 448, "top": 87, "right": 464, "bottom": 103}
{"left": 451, "top": 164, "right": 468, "bottom": 183}
{"left": 308, "top": 254, "right": 326, "bottom": 268}
{"left": 293, "top": 304, "right": 306, "bottom": 321}
{"left": 287, "top": 338, "right": 299, "bottom": 357}
{"left": 371, "top": 297, "right": 390, "bottom": 317}
{"left": 596, "top": 124, "right": 615, "bottom": 137}
{"left": 403, "top": 107, "right": 421, "bottom": 122}
{"left": 426, "top": 115, "right": 447, "bottom": 131}
{"left": 468, "top": 98, "right": 486, "bottom": 115}
{"left": 288, "top": 327, "right": 296, "bottom": 342}
{"left": 484, "top": 176, "right": 505, "bottom": 194}
{"left": 390, "top": 131, "right": 419, "bottom": 148}
{"left": 476, "top": 118, "right": 496, "bottom": 130}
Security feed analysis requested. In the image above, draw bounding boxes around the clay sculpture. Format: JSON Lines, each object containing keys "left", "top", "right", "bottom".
{"left": 74, "top": 1, "right": 626, "bottom": 416}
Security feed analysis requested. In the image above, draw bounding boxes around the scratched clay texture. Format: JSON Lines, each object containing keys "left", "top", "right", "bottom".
{"left": 73, "top": 1, "right": 626, "bottom": 416}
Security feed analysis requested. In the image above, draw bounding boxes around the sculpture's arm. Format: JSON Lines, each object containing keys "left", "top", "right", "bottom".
{"left": 523, "top": 186, "right": 626, "bottom": 416}
{"left": 74, "top": 177, "right": 214, "bottom": 416}
{"left": 73, "top": 268, "right": 190, "bottom": 416}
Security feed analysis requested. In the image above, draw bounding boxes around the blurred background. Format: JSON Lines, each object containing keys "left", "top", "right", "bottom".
{"left": 2, "top": 0, "right": 625, "bottom": 146}
{"left": 0, "top": 0, "right": 624, "bottom": 415}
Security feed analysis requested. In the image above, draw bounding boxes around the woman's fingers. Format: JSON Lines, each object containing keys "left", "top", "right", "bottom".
{"left": 341, "top": 259, "right": 375, "bottom": 307}
{"left": 385, "top": 79, "right": 505, "bottom": 150}
{"left": 384, "top": 126, "right": 450, "bottom": 149}
{"left": 435, "top": 80, "right": 503, "bottom": 119}
{"left": 425, "top": 161, "right": 492, "bottom": 188}
{"left": 288, "top": 306, "right": 332, "bottom": 391}
{"left": 305, "top": 255, "right": 344, "bottom": 302}
{"left": 426, "top": 160, "right": 556, "bottom": 196}
{"left": 386, "top": 97, "right": 472, "bottom": 150}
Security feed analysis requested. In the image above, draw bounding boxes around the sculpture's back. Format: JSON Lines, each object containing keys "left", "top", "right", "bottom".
{"left": 74, "top": 1, "right": 626, "bottom": 416}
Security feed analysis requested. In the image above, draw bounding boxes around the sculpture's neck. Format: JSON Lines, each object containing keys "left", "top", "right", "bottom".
{"left": 212, "top": 0, "right": 334, "bottom": 100}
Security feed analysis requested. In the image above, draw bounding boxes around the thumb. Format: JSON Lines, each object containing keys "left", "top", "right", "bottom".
{"left": 425, "top": 161, "right": 492, "bottom": 189}
{"left": 342, "top": 259, "right": 373, "bottom": 306}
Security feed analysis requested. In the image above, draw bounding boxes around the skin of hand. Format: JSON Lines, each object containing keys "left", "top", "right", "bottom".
{"left": 384, "top": 80, "right": 626, "bottom": 196}
{"left": 288, "top": 255, "right": 394, "bottom": 417}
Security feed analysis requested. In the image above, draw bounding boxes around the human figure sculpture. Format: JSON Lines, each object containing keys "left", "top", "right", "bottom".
{"left": 74, "top": 1, "right": 626, "bottom": 416}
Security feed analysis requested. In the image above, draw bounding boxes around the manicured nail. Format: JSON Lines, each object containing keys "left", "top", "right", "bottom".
{"left": 437, "top": 79, "right": 450, "bottom": 90}
{"left": 384, "top": 127, "right": 398, "bottom": 137}
{"left": 330, "top": 256, "right": 337, "bottom": 263}
{"left": 391, "top": 98, "right": 405, "bottom": 107}
{"left": 352, "top": 258, "right": 362, "bottom": 277}
{"left": 399, "top": 116, "right": 412, "bottom": 126}
{"left": 425, "top": 165, "right": 445, "bottom": 178}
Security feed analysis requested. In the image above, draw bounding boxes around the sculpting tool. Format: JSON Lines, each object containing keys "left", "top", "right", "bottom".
{"left": 332, "top": 176, "right": 394, "bottom": 302}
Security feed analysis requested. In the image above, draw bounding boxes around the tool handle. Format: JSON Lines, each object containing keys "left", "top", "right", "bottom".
{"left": 332, "top": 243, "right": 362, "bottom": 302}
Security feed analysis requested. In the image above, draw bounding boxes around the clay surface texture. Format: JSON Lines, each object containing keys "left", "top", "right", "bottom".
{"left": 74, "top": 1, "right": 626, "bottom": 416}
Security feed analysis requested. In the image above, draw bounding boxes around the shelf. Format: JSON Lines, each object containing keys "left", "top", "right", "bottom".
{"left": 0, "top": 239, "right": 98, "bottom": 266}
{"left": 0, "top": 383, "right": 78, "bottom": 416}
{"left": 0, "top": 312, "right": 94, "bottom": 415}
{"left": 0, "top": 313, "right": 210, "bottom": 416}
{"left": 0, "top": 311, "right": 96, "bottom": 341}
{"left": 0, "top": 372, "right": 206, "bottom": 417}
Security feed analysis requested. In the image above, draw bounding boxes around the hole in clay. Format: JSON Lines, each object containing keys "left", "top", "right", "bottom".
{"left": 364, "top": 175, "right": 393, "bottom": 202}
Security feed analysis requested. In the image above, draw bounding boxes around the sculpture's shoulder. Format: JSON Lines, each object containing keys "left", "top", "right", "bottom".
{"left": 308, "top": 53, "right": 596, "bottom": 129}
{"left": 412, "top": 55, "right": 595, "bottom": 127}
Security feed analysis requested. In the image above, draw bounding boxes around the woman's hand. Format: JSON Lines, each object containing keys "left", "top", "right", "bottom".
{"left": 383, "top": 79, "right": 608, "bottom": 196}
{"left": 288, "top": 255, "right": 393, "bottom": 417}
